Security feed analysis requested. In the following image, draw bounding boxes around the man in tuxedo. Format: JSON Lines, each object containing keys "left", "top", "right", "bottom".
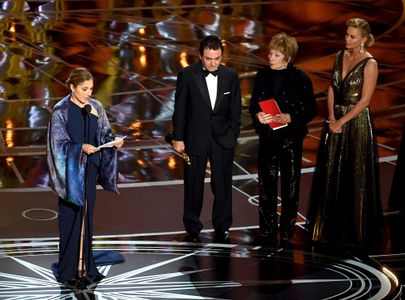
{"left": 172, "top": 35, "right": 241, "bottom": 243}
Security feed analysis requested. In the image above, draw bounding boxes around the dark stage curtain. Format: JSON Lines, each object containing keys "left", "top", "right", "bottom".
{"left": 389, "top": 124, "right": 405, "bottom": 211}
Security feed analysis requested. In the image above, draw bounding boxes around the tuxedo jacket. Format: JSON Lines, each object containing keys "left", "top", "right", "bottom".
{"left": 172, "top": 62, "right": 241, "bottom": 155}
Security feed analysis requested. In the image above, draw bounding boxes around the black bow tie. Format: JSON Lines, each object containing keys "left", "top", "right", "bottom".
{"left": 203, "top": 69, "right": 218, "bottom": 77}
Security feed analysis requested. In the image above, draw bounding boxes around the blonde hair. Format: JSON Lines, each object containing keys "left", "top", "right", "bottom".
{"left": 346, "top": 18, "right": 374, "bottom": 47}
{"left": 268, "top": 32, "right": 298, "bottom": 63}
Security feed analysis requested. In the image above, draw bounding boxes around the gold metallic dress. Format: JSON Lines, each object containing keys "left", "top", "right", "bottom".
{"left": 308, "top": 50, "right": 384, "bottom": 252}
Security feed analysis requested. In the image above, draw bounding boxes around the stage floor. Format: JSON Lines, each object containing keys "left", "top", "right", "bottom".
{"left": 1, "top": 0, "right": 405, "bottom": 298}
{"left": 0, "top": 180, "right": 404, "bottom": 299}
{"left": 0, "top": 232, "right": 402, "bottom": 299}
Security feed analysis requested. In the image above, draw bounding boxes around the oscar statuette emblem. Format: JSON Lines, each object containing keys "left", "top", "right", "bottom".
{"left": 165, "top": 132, "right": 191, "bottom": 165}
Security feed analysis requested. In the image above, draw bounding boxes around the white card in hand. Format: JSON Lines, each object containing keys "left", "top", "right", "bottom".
{"left": 98, "top": 136, "right": 126, "bottom": 149}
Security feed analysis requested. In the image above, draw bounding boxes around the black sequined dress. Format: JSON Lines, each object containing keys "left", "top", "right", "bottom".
{"left": 308, "top": 50, "right": 383, "bottom": 251}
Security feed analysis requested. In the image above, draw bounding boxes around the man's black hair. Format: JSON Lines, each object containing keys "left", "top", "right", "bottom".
{"left": 199, "top": 35, "right": 224, "bottom": 56}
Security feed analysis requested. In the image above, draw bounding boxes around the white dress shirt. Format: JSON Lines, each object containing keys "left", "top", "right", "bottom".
{"left": 205, "top": 73, "right": 218, "bottom": 110}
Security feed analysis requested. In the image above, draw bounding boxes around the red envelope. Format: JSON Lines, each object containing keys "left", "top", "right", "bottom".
{"left": 258, "top": 99, "right": 288, "bottom": 130}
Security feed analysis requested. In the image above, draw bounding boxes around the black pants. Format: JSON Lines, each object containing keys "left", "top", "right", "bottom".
{"left": 258, "top": 136, "right": 303, "bottom": 240}
{"left": 183, "top": 139, "right": 234, "bottom": 235}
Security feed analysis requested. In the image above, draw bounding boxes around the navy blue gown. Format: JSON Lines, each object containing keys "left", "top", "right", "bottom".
{"left": 57, "top": 102, "right": 102, "bottom": 281}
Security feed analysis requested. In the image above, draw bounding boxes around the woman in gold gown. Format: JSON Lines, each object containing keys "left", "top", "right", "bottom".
{"left": 307, "top": 18, "right": 384, "bottom": 253}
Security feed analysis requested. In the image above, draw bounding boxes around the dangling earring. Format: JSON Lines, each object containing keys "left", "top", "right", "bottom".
{"left": 359, "top": 43, "right": 365, "bottom": 54}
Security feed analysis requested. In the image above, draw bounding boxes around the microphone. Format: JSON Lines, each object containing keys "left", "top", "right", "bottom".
{"left": 79, "top": 102, "right": 92, "bottom": 288}
{"left": 82, "top": 104, "right": 91, "bottom": 144}
{"left": 82, "top": 104, "right": 92, "bottom": 115}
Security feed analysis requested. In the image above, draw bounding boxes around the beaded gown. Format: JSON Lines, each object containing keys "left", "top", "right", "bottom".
{"left": 308, "top": 50, "right": 383, "bottom": 251}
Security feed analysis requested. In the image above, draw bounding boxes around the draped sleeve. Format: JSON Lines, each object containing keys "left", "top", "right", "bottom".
{"left": 47, "top": 96, "right": 87, "bottom": 206}
{"left": 47, "top": 96, "right": 119, "bottom": 206}
{"left": 90, "top": 98, "right": 119, "bottom": 194}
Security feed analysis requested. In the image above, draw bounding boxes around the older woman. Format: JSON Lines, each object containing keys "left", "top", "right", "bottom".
{"left": 307, "top": 18, "right": 384, "bottom": 253}
{"left": 249, "top": 33, "right": 317, "bottom": 248}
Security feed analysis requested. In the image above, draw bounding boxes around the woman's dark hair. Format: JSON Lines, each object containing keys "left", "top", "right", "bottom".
{"left": 199, "top": 35, "right": 224, "bottom": 56}
{"left": 65, "top": 67, "right": 93, "bottom": 88}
